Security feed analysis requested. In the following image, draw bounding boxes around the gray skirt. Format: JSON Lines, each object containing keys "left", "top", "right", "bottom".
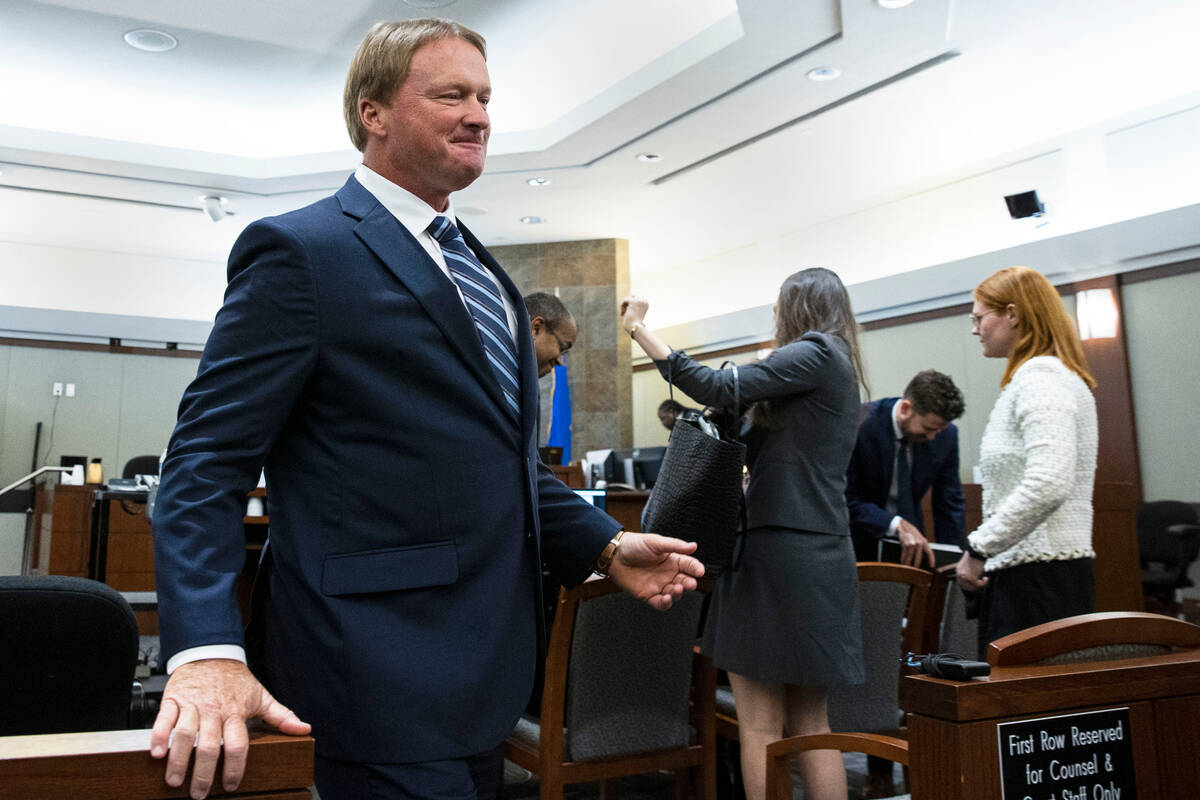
{"left": 700, "top": 526, "right": 864, "bottom": 687}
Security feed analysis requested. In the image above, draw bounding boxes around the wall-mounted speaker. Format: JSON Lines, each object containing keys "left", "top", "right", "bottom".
{"left": 1004, "top": 190, "right": 1044, "bottom": 219}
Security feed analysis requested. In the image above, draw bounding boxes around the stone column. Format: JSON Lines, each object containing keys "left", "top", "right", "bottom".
{"left": 490, "top": 239, "right": 631, "bottom": 456}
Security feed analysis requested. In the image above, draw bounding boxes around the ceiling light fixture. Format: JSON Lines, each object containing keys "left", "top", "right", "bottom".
{"left": 400, "top": 0, "right": 457, "bottom": 7}
{"left": 519, "top": 216, "right": 545, "bottom": 225}
{"left": 526, "top": 177, "right": 551, "bottom": 187}
{"left": 876, "top": 0, "right": 914, "bottom": 8}
{"left": 806, "top": 66, "right": 841, "bottom": 81}
{"left": 123, "top": 29, "right": 178, "bottom": 52}
{"left": 636, "top": 153, "right": 662, "bottom": 163}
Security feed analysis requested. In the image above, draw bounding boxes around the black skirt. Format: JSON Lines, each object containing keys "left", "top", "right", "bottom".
{"left": 981, "top": 557, "right": 1095, "bottom": 650}
{"left": 700, "top": 526, "right": 864, "bottom": 687}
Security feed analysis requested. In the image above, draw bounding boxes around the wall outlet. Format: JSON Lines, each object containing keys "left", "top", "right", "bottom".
{"left": 66, "top": 383, "right": 76, "bottom": 397}
{"left": 52, "top": 382, "right": 63, "bottom": 396}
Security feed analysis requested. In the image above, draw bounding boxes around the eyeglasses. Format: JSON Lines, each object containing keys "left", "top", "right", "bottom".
{"left": 549, "top": 329, "right": 573, "bottom": 357}
{"left": 968, "top": 309, "right": 999, "bottom": 327}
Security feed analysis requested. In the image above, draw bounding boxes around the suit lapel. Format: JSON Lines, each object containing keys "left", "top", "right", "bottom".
{"left": 876, "top": 399, "right": 897, "bottom": 491}
{"left": 337, "top": 179, "right": 514, "bottom": 422}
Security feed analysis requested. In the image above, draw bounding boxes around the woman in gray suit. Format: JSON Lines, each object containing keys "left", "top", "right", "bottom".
{"left": 621, "top": 267, "right": 867, "bottom": 800}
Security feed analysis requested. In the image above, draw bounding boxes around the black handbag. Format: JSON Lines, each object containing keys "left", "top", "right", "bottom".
{"left": 641, "top": 361, "right": 747, "bottom": 577}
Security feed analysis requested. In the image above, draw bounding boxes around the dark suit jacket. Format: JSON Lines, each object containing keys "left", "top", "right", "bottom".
{"left": 660, "top": 332, "right": 861, "bottom": 536}
{"left": 845, "top": 397, "right": 965, "bottom": 558}
{"left": 152, "top": 175, "right": 619, "bottom": 764}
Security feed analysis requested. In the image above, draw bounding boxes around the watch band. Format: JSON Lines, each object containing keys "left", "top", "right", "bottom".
{"left": 627, "top": 322, "right": 644, "bottom": 338}
{"left": 595, "top": 530, "right": 625, "bottom": 575}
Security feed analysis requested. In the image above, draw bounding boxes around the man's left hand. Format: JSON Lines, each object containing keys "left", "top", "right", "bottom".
{"left": 607, "top": 532, "right": 704, "bottom": 610}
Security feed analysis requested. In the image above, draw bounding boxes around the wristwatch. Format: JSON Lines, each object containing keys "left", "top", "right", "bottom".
{"left": 595, "top": 530, "right": 626, "bottom": 576}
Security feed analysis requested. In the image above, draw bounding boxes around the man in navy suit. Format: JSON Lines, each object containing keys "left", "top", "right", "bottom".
{"left": 846, "top": 370, "right": 966, "bottom": 567}
{"left": 148, "top": 19, "right": 703, "bottom": 800}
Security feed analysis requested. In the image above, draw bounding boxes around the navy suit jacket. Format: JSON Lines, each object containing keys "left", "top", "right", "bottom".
{"left": 152, "top": 176, "right": 619, "bottom": 764}
{"left": 845, "top": 397, "right": 965, "bottom": 556}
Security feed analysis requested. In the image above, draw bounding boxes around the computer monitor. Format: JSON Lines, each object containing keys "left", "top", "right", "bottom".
{"left": 631, "top": 446, "right": 667, "bottom": 490}
{"left": 583, "top": 449, "right": 615, "bottom": 488}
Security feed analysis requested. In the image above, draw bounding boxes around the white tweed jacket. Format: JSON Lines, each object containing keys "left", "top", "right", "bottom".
{"left": 968, "top": 356, "right": 1098, "bottom": 571}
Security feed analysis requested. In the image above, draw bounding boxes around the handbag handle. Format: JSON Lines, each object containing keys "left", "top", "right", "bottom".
{"left": 664, "top": 354, "right": 741, "bottom": 422}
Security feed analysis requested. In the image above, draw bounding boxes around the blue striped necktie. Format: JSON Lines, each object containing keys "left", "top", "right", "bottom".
{"left": 427, "top": 216, "right": 521, "bottom": 420}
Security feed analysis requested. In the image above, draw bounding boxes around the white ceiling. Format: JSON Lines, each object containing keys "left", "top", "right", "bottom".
{"left": 2, "top": 0, "right": 1200, "bottom": 332}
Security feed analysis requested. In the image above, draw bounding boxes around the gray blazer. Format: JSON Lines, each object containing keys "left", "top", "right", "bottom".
{"left": 657, "top": 331, "right": 860, "bottom": 536}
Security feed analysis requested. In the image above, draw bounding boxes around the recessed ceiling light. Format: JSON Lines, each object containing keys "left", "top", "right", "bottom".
{"left": 123, "top": 29, "right": 178, "bottom": 52}
{"left": 636, "top": 153, "right": 662, "bottom": 163}
{"left": 400, "top": 0, "right": 456, "bottom": 7}
{"left": 519, "top": 216, "right": 545, "bottom": 225}
{"left": 526, "top": 177, "right": 551, "bottom": 187}
{"left": 876, "top": 0, "right": 914, "bottom": 8}
{"left": 806, "top": 66, "right": 841, "bottom": 81}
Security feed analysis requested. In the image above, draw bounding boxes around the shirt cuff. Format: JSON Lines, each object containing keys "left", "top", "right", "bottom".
{"left": 886, "top": 515, "right": 902, "bottom": 538}
{"left": 166, "top": 645, "right": 248, "bottom": 675}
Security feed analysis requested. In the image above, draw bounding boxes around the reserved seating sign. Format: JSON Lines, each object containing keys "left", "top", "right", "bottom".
{"left": 997, "top": 707, "right": 1135, "bottom": 800}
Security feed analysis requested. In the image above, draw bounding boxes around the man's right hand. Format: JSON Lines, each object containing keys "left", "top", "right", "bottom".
{"left": 896, "top": 519, "right": 935, "bottom": 569}
{"left": 149, "top": 659, "right": 310, "bottom": 800}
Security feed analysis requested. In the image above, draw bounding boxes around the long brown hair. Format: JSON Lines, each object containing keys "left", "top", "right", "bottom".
{"left": 752, "top": 268, "right": 867, "bottom": 427}
{"left": 974, "top": 266, "right": 1096, "bottom": 389}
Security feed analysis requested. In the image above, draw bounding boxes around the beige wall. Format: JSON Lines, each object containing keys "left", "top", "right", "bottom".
{"left": 1124, "top": 270, "right": 1200, "bottom": 502}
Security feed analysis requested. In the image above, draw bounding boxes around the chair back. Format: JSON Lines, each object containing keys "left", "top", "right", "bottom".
{"left": 122, "top": 455, "right": 162, "bottom": 479}
{"left": 560, "top": 582, "right": 704, "bottom": 761}
{"left": 828, "top": 563, "right": 930, "bottom": 733}
{"left": 938, "top": 579, "right": 980, "bottom": 659}
{"left": 987, "top": 611, "right": 1200, "bottom": 666}
{"left": 1137, "top": 500, "right": 1200, "bottom": 571}
{"left": 0, "top": 576, "right": 138, "bottom": 735}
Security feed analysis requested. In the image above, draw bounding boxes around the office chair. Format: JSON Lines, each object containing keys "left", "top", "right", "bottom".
{"left": 504, "top": 578, "right": 715, "bottom": 800}
{"left": 122, "top": 454, "right": 161, "bottom": 479}
{"left": 0, "top": 575, "right": 140, "bottom": 735}
{"left": 1136, "top": 500, "right": 1200, "bottom": 611}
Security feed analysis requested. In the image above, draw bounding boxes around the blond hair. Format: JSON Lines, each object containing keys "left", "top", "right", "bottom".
{"left": 974, "top": 266, "right": 1096, "bottom": 389}
{"left": 343, "top": 19, "right": 487, "bottom": 152}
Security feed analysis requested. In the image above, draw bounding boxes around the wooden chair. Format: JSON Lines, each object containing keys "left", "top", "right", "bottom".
{"left": 504, "top": 578, "right": 716, "bottom": 800}
{"left": 987, "top": 610, "right": 1200, "bottom": 666}
{"left": 765, "top": 732, "right": 910, "bottom": 800}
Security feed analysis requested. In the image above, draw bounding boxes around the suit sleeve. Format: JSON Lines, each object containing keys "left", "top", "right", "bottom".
{"left": 844, "top": 437, "right": 895, "bottom": 540}
{"left": 655, "top": 334, "right": 834, "bottom": 409}
{"left": 153, "top": 218, "right": 319, "bottom": 663}
{"left": 533, "top": 462, "right": 621, "bottom": 587}
{"left": 930, "top": 426, "right": 966, "bottom": 546}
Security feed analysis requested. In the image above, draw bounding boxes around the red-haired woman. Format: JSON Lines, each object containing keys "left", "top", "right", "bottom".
{"left": 956, "top": 266, "right": 1099, "bottom": 647}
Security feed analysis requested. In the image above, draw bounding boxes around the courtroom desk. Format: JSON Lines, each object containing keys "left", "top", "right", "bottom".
{"left": 0, "top": 726, "right": 314, "bottom": 799}
{"left": 550, "top": 463, "right": 585, "bottom": 488}
{"left": 604, "top": 490, "right": 648, "bottom": 533}
{"left": 900, "top": 649, "right": 1200, "bottom": 799}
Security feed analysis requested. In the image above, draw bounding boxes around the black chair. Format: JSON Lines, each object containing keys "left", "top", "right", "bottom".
{"left": 1136, "top": 500, "right": 1200, "bottom": 610}
{"left": 0, "top": 576, "right": 140, "bottom": 735}
{"left": 122, "top": 454, "right": 161, "bottom": 479}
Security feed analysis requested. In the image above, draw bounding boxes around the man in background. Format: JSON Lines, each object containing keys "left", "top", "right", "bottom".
{"left": 524, "top": 291, "right": 576, "bottom": 378}
{"left": 845, "top": 369, "right": 966, "bottom": 567}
